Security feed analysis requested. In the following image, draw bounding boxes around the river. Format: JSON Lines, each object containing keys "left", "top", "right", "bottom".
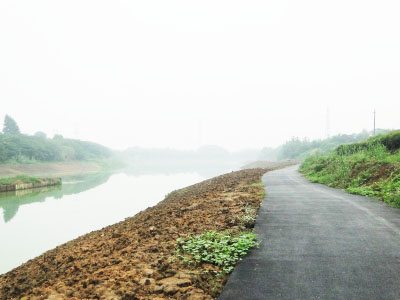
{"left": 0, "top": 165, "right": 235, "bottom": 274}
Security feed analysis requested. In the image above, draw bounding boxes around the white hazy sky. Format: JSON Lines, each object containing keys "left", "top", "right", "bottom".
{"left": 1, "top": 0, "right": 399, "bottom": 151}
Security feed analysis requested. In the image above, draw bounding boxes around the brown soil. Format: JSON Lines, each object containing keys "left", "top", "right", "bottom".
{"left": 0, "top": 162, "right": 102, "bottom": 178}
{"left": 0, "top": 168, "right": 274, "bottom": 300}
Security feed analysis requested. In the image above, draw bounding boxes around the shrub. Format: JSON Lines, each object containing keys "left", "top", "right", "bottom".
{"left": 176, "top": 230, "right": 258, "bottom": 275}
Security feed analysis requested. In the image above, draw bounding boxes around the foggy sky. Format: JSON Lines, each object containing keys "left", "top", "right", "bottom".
{"left": 1, "top": 1, "right": 399, "bottom": 151}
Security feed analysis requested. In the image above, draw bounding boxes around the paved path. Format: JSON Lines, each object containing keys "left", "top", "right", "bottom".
{"left": 219, "top": 166, "right": 400, "bottom": 300}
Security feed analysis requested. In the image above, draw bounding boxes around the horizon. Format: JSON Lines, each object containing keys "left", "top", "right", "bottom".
{"left": 0, "top": 114, "right": 392, "bottom": 152}
{"left": 2, "top": 1, "right": 400, "bottom": 151}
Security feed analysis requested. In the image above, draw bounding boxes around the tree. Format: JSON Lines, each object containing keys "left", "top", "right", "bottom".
{"left": 53, "top": 134, "right": 64, "bottom": 140}
{"left": 3, "top": 115, "right": 20, "bottom": 135}
{"left": 34, "top": 131, "right": 47, "bottom": 138}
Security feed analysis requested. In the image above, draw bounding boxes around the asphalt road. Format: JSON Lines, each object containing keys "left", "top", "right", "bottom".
{"left": 219, "top": 166, "right": 400, "bottom": 300}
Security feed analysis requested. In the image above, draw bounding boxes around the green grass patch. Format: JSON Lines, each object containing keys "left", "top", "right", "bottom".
{"left": 0, "top": 175, "right": 42, "bottom": 185}
{"left": 176, "top": 230, "right": 258, "bottom": 275}
{"left": 250, "top": 182, "right": 264, "bottom": 187}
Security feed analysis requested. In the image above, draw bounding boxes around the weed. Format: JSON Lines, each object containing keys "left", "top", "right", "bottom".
{"left": 176, "top": 230, "right": 258, "bottom": 275}
{"left": 250, "top": 182, "right": 264, "bottom": 187}
{"left": 300, "top": 131, "right": 400, "bottom": 208}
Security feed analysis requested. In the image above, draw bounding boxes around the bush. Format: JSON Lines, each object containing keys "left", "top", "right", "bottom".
{"left": 300, "top": 132, "right": 400, "bottom": 208}
{"left": 176, "top": 230, "right": 258, "bottom": 275}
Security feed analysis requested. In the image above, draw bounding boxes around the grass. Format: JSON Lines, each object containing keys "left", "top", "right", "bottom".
{"left": 250, "top": 182, "right": 265, "bottom": 187}
{"left": 300, "top": 130, "right": 400, "bottom": 207}
{"left": 175, "top": 230, "right": 258, "bottom": 276}
{"left": 0, "top": 175, "right": 42, "bottom": 185}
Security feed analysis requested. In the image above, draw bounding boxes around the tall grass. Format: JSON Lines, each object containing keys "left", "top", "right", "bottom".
{"left": 300, "top": 131, "right": 400, "bottom": 207}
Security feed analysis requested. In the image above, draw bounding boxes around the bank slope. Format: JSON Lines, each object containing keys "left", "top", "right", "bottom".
{"left": 300, "top": 130, "right": 400, "bottom": 207}
{"left": 0, "top": 168, "right": 272, "bottom": 300}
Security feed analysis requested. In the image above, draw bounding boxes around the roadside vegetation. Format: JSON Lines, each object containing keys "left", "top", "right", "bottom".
{"left": 176, "top": 230, "right": 258, "bottom": 276}
{"left": 259, "top": 129, "right": 388, "bottom": 161}
{"left": 300, "top": 130, "right": 400, "bottom": 207}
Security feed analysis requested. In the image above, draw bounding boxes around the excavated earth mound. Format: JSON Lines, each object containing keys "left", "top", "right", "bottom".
{"left": 0, "top": 168, "right": 269, "bottom": 300}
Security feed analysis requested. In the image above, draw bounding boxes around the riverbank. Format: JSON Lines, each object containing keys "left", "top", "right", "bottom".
{"left": 0, "top": 176, "right": 61, "bottom": 192}
{"left": 0, "top": 159, "right": 124, "bottom": 178}
{"left": 0, "top": 167, "right": 278, "bottom": 300}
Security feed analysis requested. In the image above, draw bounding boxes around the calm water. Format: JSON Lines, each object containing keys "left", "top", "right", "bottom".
{"left": 0, "top": 166, "right": 233, "bottom": 274}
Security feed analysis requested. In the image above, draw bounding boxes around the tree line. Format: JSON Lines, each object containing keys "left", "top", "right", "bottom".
{"left": 259, "top": 129, "right": 390, "bottom": 161}
{"left": 0, "top": 115, "right": 111, "bottom": 163}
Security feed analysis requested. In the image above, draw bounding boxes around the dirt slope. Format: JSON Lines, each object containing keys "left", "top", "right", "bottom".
{"left": 0, "top": 168, "right": 271, "bottom": 300}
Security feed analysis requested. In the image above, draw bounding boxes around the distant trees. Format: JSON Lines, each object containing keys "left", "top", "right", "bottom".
{"left": 0, "top": 114, "right": 112, "bottom": 163}
{"left": 259, "top": 130, "right": 385, "bottom": 161}
{"left": 53, "top": 134, "right": 64, "bottom": 140}
{"left": 34, "top": 131, "right": 47, "bottom": 138}
{"left": 3, "top": 115, "right": 20, "bottom": 135}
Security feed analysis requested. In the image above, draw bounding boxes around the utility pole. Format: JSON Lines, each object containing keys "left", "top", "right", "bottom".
{"left": 326, "top": 107, "right": 330, "bottom": 139}
{"left": 373, "top": 109, "right": 376, "bottom": 136}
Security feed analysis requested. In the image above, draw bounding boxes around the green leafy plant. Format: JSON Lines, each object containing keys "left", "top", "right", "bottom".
{"left": 300, "top": 130, "right": 400, "bottom": 208}
{"left": 176, "top": 230, "right": 258, "bottom": 275}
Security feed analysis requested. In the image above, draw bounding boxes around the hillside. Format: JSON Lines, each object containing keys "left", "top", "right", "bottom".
{"left": 0, "top": 134, "right": 112, "bottom": 164}
{"left": 300, "top": 130, "right": 400, "bottom": 207}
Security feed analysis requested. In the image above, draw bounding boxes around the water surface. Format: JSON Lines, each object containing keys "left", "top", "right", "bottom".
{"left": 0, "top": 167, "right": 230, "bottom": 274}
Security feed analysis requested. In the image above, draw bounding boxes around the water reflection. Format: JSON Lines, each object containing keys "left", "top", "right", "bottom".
{"left": 0, "top": 169, "right": 208, "bottom": 274}
{"left": 0, "top": 161, "right": 239, "bottom": 224}
{"left": 0, "top": 172, "right": 112, "bottom": 223}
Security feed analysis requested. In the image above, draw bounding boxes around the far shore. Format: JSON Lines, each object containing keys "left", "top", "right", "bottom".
{"left": 0, "top": 161, "right": 103, "bottom": 178}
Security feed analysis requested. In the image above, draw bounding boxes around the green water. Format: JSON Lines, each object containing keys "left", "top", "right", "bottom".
{"left": 0, "top": 167, "right": 230, "bottom": 274}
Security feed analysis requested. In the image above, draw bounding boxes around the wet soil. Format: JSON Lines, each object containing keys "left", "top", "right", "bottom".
{"left": 0, "top": 168, "right": 272, "bottom": 300}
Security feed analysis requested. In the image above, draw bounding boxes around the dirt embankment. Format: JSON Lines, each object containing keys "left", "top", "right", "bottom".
{"left": 0, "top": 178, "right": 61, "bottom": 192}
{"left": 0, "top": 168, "right": 272, "bottom": 300}
{"left": 0, "top": 162, "right": 102, "bottom": 178}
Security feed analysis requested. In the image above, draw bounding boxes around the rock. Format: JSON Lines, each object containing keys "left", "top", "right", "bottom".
{"left": 159, "top": 277, "right": 191, "bottom": 288}
{"left": 139, "top": 278, "right": 155, "bottom": 286}
{"left": 188, "top": 294, "right": 208, "bottom": 300}
{"left": 153, "top": 285, "right": 164, "bottom": 293}
{"left": 163, "top": 285, "right": 178, "bottom": 295}
{"left": 46, "top": 294, "right": 65, "bottom": 300}
{"left": 177, "top": 278, "right": 191, "bottom": 287}
{"left": 103, "top": 290, "right": 121, "bottom": 300}
{"left": 142, "top": 268, "right": 154, "bottom": 277}
{"left": 176, "top": 272, "right": 193, "bottom": 280}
